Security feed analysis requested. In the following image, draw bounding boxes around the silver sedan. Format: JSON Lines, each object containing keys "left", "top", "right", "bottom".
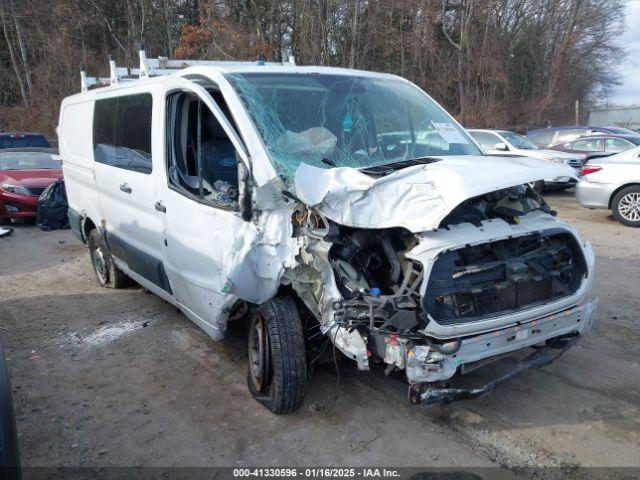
{"left": 576, "top": 146, "right": 640, "bottom": 227}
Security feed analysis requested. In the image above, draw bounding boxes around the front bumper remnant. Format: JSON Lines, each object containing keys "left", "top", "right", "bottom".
{"left": 408, "top": 335, "right": 579, "bottom": 406}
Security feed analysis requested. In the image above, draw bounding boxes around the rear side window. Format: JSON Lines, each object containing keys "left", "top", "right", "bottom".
{"left": 93, "top": 93, "right": 153, "bottom": 174}
{"left": 470, "top": 131, "right": 501, "bottom": 149}
{"left": 529, "top": 130, "right": 554, "bottom": 146}
{"left": 604, "top": 138, "right": 632, "bottom": 152}
{"left": 571, "top": 137, "right": 602, "bottom": 151}
{"left": 0, "top": 134, "right": 50, "bottom": 149}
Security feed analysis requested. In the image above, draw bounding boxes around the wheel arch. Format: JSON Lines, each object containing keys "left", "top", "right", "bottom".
{"left": 274, "top": 285, "right": 320, "bottom": 339}
{"left": 81, "top": 216, "right": 97, "bottom": 243}
{"left": 609, "top": 183, "right": 640, "bottom": 209}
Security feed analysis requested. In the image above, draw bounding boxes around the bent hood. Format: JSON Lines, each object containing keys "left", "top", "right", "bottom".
{"left": 294, "top": 155, "right": 576, "bottom": 232}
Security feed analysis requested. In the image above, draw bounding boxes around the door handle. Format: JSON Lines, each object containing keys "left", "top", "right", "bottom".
{"left": 155, "top": 201, "right": 166, "bottom": 213}
{"left": 119, "top": 183, "right": 132, "bottom": 194}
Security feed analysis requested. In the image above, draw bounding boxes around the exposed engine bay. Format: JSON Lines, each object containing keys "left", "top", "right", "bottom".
{"left": 284, "top": 182, "right": 594, "bottom": 388}
{"left": 438, "top": 184, "right": 554, "bottom": 228}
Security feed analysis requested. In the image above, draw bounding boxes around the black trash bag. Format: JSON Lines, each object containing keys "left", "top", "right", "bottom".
{"left": 36, "top": 180, "right": 70, "bottom": 231}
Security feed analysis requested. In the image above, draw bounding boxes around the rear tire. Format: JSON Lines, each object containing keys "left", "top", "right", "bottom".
{"left": 247, "top": 296, "right": 307, "bottom": 414}
{"left": 612, "top": 186, "right": 640, "bottom": 227}
{"left": 87, "top": 229, "right": 132, "bottom": 288}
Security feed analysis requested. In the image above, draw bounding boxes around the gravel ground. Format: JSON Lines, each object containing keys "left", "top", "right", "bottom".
{"left": 0, "top": 190, "right": 638, "bottom": 477}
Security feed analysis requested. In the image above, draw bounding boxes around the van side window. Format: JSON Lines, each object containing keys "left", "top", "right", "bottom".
{"left": 529, "top": 130, "right": 554, "bottom": 147}
{"left": 93, "top": 93, "right": 153, "bottom": 174}
{"left": 166, "top": 92, "right": 239, "bottom": 210}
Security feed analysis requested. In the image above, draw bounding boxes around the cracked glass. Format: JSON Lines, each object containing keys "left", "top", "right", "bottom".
{"left": 226, "top": 72, "right": 481, "bottom": 190}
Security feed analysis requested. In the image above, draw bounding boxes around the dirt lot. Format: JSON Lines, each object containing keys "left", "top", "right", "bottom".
{"left": 0, "top": 191, "right": 639, "bottom": 476}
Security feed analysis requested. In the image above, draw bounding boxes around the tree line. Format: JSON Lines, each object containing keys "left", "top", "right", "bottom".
{"left": 0, "top": 0, "right": 626, "bottom": 137}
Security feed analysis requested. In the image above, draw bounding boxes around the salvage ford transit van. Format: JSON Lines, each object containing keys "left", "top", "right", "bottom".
{"left": 59, "top": 54, "right": 596, "bottom": 413}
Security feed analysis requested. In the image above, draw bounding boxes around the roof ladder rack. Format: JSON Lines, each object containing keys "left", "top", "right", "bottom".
{"left": 79, "top": 45, "right": 295, "bottom": 92}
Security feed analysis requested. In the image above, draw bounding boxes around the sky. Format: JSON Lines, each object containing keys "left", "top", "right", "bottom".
{"left": 609, "top": 0, "right": 640, "bottom": 105}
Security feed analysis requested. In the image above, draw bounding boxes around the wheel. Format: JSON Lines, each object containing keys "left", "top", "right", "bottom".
{"left": 247, "top": 296, "right": 307, "bottom": 414}
{"left": 0, "top": 217, "right": 10, "bottom": 226}
{"left": 87, "top": 229, "right": 132, "bottom": 288}
{"left": 612, "top": 186, "right": 640, "bottom": 227}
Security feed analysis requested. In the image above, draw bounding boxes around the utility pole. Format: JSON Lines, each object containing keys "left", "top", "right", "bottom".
{"left": 575, "top": 99, "right": 580, "bottom": 125}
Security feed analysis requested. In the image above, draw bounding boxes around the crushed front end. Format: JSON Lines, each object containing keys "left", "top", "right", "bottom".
{"left": 284, "top": 183, "right": 596, "bottom": 406}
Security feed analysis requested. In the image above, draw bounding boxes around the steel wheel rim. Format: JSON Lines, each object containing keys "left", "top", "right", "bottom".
{"left": 248, "top": 314, "right": 270, "bottom": 392}
{"left": 618, "top": 193, "right": 640, "bottom": 222}
{"left": 91, "top": 244, "right": 109, "bottom": 284}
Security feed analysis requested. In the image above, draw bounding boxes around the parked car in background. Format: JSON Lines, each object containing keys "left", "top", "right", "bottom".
{"left": 587, "top": 126, "right": 638, "bottom": 135}
{"left": 526, "top": 126, "right": 609, "bottom": 148}
{"left": 549, "top": 134, "right": 640, "bottom": 160}
{"left": 0, "top": 133, "right": 50, "bottom": 149}
{"left": 468, "top": 129, "right": 582, "bottom": 190}
{"left": 0, "top": 148, "right": 62, "bottom": 225}
{"left": 576, "top": 146, "right": 640, "bottom": 227}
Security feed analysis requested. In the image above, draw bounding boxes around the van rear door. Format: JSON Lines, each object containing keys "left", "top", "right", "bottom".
{"left": 92, "top": 92, "right": 171, "bottom": 297}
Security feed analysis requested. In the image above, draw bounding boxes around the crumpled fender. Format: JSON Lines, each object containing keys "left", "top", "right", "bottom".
{"left": 222, "top": 181, "right": 299, "bottom": 305}
{"left": 294, "top": 155, "right": 576, "bottom": 233}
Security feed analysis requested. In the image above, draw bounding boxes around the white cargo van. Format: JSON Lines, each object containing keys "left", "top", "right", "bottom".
{"left": 59, "top": 54, "right": 596, "bottom": 413}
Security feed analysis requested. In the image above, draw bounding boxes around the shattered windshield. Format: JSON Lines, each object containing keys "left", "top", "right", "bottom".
{"left": 226, "top": 72, "right": 481, "bottom": 187}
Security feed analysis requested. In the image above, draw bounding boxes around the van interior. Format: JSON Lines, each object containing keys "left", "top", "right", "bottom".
{"left": 167, "top": 90, "right": 240, "bottom": 209}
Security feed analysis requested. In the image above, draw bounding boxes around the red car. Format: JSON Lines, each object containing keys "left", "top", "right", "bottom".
{"left": 0, "top": 148, "right": 62, "bottom": 225}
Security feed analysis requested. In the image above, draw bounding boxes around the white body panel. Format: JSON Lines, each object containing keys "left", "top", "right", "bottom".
{"left": 58, "top": 100, "right": 98, "bottom": 239}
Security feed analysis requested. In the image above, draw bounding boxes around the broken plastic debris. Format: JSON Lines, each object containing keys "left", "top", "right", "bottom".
{"left": 222, "top": 281, "right": 233, "bottom": 294}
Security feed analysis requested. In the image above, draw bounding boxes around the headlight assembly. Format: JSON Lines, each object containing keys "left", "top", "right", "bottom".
{"left": 1, "top": 183, "right": 31, "bottom": 196}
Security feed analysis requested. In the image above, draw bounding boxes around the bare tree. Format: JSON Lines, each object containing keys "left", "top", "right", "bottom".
{"left": 0, "top": 0, "right": 27, "bottom": 107}
{"left": 0, "top": 0, "right": 627, "bottom": 135}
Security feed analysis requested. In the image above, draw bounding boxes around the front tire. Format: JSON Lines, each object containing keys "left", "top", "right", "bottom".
{"left": 247, "top": 296, "right": 307, "bottom": 414}
{"left": 612, "top": 186, "right": 640, "bottom": 227}
{"left": 87, "top": 229, "right": 132, "bottom": 288}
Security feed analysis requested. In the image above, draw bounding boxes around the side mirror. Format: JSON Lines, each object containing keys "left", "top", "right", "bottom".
{"left": 238, "top": 162, "right": 253, "bottom": 222}
{"left": 495, "top": 142, "right": 509, "bottom": 151}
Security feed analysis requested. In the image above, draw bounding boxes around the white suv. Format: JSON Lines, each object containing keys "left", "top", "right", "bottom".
{"left": 59, "top": 56, "right": 596, "bottom": 413}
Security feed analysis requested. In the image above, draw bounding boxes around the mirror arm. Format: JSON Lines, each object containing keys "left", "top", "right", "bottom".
{"left": 240, "top": 160, "right": 253, "bottom": 222}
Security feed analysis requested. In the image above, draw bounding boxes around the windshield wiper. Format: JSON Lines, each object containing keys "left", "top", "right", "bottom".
{"left": 359, "top": 156, "right": 441, "bottom": 175}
